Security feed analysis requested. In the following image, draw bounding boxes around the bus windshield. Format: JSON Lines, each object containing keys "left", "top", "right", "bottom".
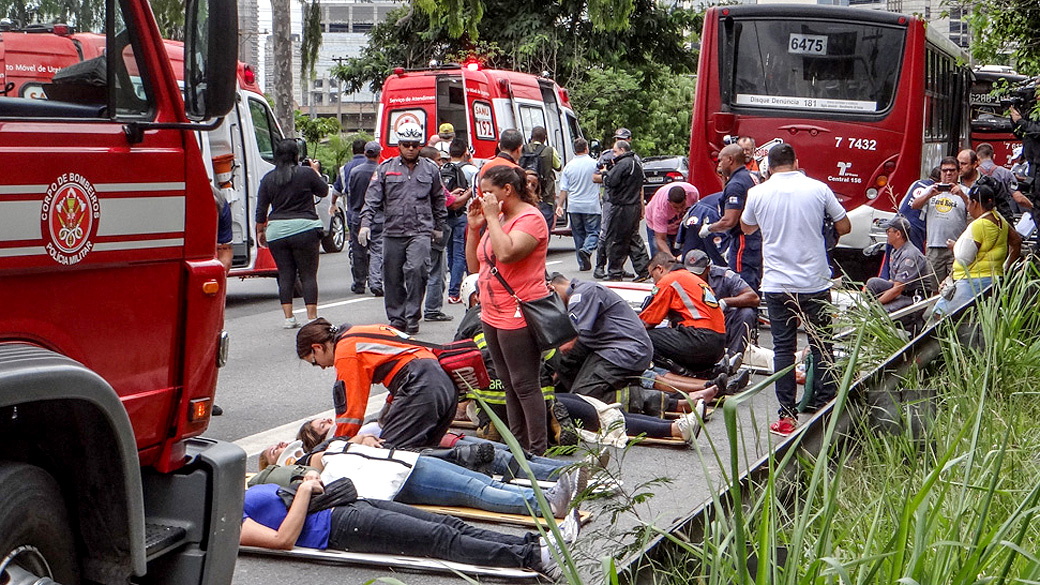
{"left": 721, "top": 19, "right": 906, "bottom": 115}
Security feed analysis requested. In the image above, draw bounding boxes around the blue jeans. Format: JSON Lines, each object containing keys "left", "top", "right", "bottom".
{"left": 395, "top": 455, "right": 539, "bottom": 515}
{"left": 446, "top": 214, "right": 468, "bottom": 298}
{"left": 457, "top": 436, "right": 569, "bottom": 481}
{"left": 646, "top": 226, "right": 676, "bottom": 257}
{"left": 424, "top": 231, "right": 449, "bottom": 315}
{"left": 764, "top": 290, "right": 836, "bottom": 418}
{"left": 569, "top": 212, "right": 601, "bottom": 264}
{"left": 932, "top": 276, "right": 993, "bottom": 317}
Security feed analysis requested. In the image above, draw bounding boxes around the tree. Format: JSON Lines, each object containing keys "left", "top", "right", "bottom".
{"left": 970, "top": 0, "right": 1040, "bottom": 75}
{"left": 0, "top": 0, "right": 104, "bottom": 31}
{"left": 294, "top": 111, "right": 341, "bottom": 145}
{"left": 271, "top": 0, "right": 295, "bottom": 136}
{"left": 150, "top": 0, "right": 185, "bottom": 40}
{"left": 332, "top": 0, "right": 699, "bottom": 94}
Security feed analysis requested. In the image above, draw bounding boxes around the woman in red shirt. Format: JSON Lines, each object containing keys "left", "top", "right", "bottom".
{"left": 465, "top": 165, "right": 550, "bottom": 454}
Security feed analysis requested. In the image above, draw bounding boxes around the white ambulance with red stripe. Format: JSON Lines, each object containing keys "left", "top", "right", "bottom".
{"left": 0, "top": 0, "right": 244, "bottom": 583}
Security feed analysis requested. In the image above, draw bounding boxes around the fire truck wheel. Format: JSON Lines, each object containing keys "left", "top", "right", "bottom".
{"left": 0, "top": 462, "right": 80, "bottom": 585}
{"left": 322, "top": 210, "right": 346, "bottom": 253}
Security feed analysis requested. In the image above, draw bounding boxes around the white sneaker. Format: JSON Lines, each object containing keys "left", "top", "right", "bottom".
{"left": 558, "top": 508, "right": 581, "bottom": 544}
{"left": 538, "top": 536, "right": 564, "bottom": 579}
{"left": 283, "top": 316, "right": 299, "bottom": 329}
{"left": 676, "top": 414, "right": 694, "bottom": 445}
{"left": 546, "top": 469, "right": 574, "bottom": 517}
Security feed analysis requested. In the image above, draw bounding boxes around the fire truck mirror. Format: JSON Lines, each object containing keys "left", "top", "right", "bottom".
{"left": 184, "top": 0, "right": 237, "bottom": 121}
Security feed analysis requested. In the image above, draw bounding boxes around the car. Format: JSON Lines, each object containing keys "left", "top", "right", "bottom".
{"left": 313, "top": 174, "right": 347, "bottom": 253}
{"left": 642, "top": 155, "right": 689, "bottom": 203}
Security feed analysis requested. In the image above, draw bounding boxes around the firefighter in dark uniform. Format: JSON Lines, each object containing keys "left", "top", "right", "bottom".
{"left": 359, "top": 122, "right": 448, "bottom": 334}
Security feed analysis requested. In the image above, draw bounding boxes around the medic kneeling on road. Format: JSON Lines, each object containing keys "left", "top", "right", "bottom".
{"left": 639, "top": 252, "right": 727, "bottom": 376}
{"left": 296, "top": 318, "right": 455, "bottom": 449}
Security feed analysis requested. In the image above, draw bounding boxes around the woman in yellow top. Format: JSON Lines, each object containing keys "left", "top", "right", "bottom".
{"left": 932, "top": 176, "right": 1022, "bottom": 317}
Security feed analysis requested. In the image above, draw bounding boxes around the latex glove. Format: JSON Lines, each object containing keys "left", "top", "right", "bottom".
{"left": 718, "top": 298, "right": 728, "bottom": 312}
{"left": 358, "top": 226, "right": 371, "bottom": 247}
{"left": 699, "top": 223, "right": 712, "bottom": 239}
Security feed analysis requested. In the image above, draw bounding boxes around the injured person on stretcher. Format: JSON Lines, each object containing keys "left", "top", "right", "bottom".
{"left": 241, "top": 471, "right": 579, "bottom": 578}
{"left": 257, "top": 438, "right": 587, "bottom": 518}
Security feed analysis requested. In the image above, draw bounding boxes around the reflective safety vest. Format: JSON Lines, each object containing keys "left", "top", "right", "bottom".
{"left": 639, "top": 268, "right": 726, "bottom": 334}
{"left": 332, "top": 324, "right": 435, "bottom": 437}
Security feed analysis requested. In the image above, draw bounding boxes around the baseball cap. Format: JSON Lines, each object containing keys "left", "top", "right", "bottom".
{"left": 434, "top": 141, "right": 451, "bottom": 160}
{"left": 439, "top": 123, "right": 455, "bottom": 135}
{"left": 883, "top": 216, "right": 911, "bottom": 240}
{"left": 614, "top": 127, "right": 632, "bottom": 140}
{"left": 364, "top": 141, "right": 382, "bottom": 156}
{"left": 683, "top": 249, "right": 710, "bottom": 273}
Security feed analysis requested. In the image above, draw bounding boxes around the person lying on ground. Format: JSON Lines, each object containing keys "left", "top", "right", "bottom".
{"left": 297, "top": 417, "right": 573, "bottom": 482}
{"left": 259, "top": 439, "right": 586, "bottom": 518}
{"left": 296, "top": 318, "right": 455, "bottom": 449}
{"left": 241, "top": 474, "right": 578, "bottom": 578}
{"left": 554, "top": 392, "right": 706, "bottom": 446}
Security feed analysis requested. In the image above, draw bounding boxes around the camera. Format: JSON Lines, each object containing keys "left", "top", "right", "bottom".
{"left": 936, "top": 183, "right": 952, "bottom": 192}
{"left": 1000, "top": 84, "right": 1037, "bottom": 112}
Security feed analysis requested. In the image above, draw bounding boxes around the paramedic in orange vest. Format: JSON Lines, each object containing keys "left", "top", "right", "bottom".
{"left": 638, "top": 252, "right": 727, "bottom": 374}
{"left": 295, "top": 318, "right": 455, "bottom": 449}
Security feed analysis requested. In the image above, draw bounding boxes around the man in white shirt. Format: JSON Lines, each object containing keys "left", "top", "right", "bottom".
{"left": 556, "top": 138, "right": 602, "bottom": 271}
{"left": 740, "top": 143, "right": 851, "bottom": 437}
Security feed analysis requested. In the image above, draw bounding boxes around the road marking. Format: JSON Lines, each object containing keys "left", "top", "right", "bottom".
{"left": 233, "top": 391, "right": 387, "bottom": 456}
{"left": 293, "top": 296, "right": 376, "bottom": 315}
{"left": 546, "top": 260, "right": 563, "bottom": 266}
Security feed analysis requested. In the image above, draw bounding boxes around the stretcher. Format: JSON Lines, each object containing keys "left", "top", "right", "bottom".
{"left": 629, "top": 436, "right": 688, "bottom": 447}
{"left": 239, "top": 546, "right": 542, "bottom": 579}
{"left": 412, "top": 505, "right": 593, "bottom": 528}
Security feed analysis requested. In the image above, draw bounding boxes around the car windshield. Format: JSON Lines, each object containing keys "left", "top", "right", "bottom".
{"left": 721, "top": 18, "right": 905, "bottom": 115}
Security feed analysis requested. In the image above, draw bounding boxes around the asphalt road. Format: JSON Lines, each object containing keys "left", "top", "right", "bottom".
{"left": 207, "top": 234, "right": 788, "bottom": 585}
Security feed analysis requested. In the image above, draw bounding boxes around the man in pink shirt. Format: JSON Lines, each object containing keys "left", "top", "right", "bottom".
{"left": 645, "top": 183, "right": 699, "bottom": 256}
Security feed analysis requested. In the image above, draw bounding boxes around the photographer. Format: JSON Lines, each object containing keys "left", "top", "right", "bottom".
{"left": 910, "top": 157, "right": 969, "bottom": 283}
{"left": 1009, "top": 86, "right": 1039, "bottom": 182}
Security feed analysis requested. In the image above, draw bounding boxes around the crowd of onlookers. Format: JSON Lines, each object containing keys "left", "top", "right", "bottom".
{"left": 243, "top": 119, "right": 1031, "bottom": 573}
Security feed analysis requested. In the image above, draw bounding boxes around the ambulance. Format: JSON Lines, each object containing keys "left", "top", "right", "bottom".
{"left": 376, "top": 62, "right": 584, "bottom": 167}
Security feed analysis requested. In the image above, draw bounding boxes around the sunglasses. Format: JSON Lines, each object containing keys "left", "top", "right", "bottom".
{"left": 399, "top": 141, "right": 421, "bottom": 149}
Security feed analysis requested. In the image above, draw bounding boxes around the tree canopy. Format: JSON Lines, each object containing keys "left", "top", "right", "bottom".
{"left": 332, "top": 0, "right": 700, "bottom": 154}
{"left": 970, "top": 0, "right": 1040, "bottom": 75}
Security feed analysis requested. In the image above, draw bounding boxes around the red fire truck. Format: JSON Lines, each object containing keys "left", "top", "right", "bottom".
{"left": 376, "top": 62, "right": 583, "bottom": 166}
{"left": 0, "top": 0, "right": 243, "bottom": 583}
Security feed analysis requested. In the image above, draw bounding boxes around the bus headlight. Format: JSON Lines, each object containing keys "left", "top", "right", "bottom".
{"left": 866, "top": 188, "right": 879, "bottom": 200}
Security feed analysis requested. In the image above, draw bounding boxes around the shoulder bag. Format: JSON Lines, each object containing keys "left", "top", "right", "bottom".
{"left": 486, "top": 256, "right": 577, "bottom": 351}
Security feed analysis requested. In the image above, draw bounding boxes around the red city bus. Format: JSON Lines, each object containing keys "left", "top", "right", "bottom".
{"left": 690, "top": 5, "right": 970, "bottom": 258}
{"left": 970, "top": 65, "right": 1027, "bottom": 168}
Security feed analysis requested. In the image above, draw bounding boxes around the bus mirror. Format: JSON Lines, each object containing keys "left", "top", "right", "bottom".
{"left": 184, "top": 0, "right": 238, "bottom": 121}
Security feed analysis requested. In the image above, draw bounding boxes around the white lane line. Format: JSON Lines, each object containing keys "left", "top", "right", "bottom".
{"left": 546, "top": 260, "right": 563, "bottom": 266}
{"left": 233, "top": 391, "right": 387, "bottom": 456}
{"left": 293, "top": 296, "right": 376, "bottom": 314}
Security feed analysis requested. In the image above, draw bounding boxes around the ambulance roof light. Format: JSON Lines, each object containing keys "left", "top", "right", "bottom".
{"left": 242, "top": 65, "right": 256, "bottom": 85}
{"left": 464, "top": 61, "right": 481, "bottom": 72}
{"left": 393, "top": 67, "right": 405, "bottom": 76}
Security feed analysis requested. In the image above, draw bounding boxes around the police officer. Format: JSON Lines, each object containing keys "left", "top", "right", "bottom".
{"left": 677, "top": 191, "right": 728, "bottom": 267}
{"left": 359, "top": 122, "right": 448, "bottom": 334}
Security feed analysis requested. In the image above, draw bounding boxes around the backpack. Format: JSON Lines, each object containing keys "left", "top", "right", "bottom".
{"left": 977, "top": 165, "right": 1016, "bottom": 219}
{"left": 439, "top": 161, "right": 469, "bottom": 193}
{"left": 518, "top": 143, "right": 548, "bottom": 184}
